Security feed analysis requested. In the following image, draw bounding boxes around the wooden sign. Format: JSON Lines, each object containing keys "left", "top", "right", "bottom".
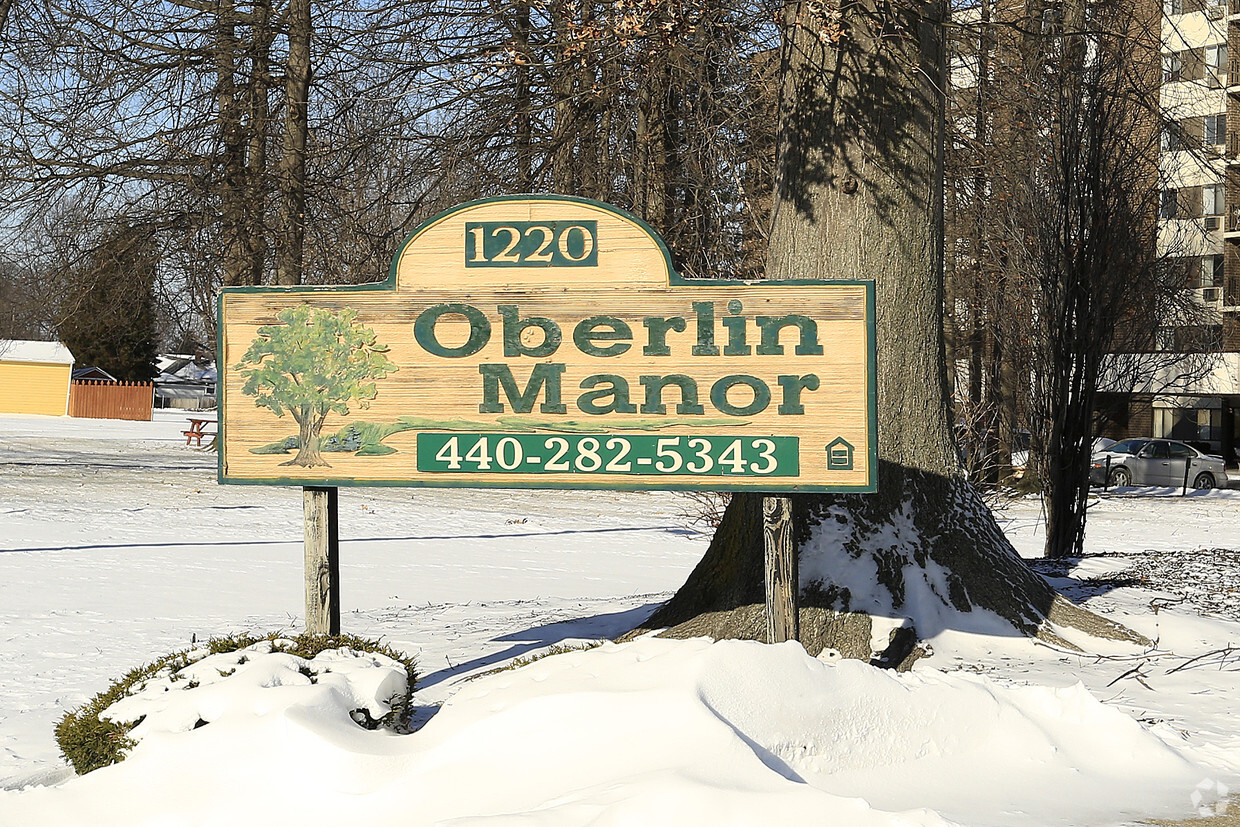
{"left": 217, "top": 195, "right": 876, "bottom": 492}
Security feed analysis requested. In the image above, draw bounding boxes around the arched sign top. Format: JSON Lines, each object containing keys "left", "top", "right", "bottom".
{"left": 217, "top": 195, "right": 876, "bottom": 493}
{"left": 390, "top": 195, "right": 678, "bottom": 292}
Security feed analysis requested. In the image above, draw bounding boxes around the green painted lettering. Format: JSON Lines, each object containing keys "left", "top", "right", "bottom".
{"left": 639, "top": 374, "right": 705, "bottom": 415}
{"left": 577, "top": 374, "right": 637, "bottom": 414}
{"left": 755, "top": 314, "right": 824, "bottom": 355}
{"left": 574, "top": 316, "right": 632, "bottom": 357}
{"left": 777, "top": 374, "right": 820, "bottom": 414}
{"left": 414, "top": 303, "right": 491, "bottom": 358}
{"left": 722, "top": 300, "right": 750, "bottom": 356}
{"left": 691, "top": 301, "right": 719, "bottom": 356}
{"left": 478, "top": 363, "right": 567, "bottom": 414}
{"left": 711, "top": 374, "right": 770, "bottom": 416}
{"left": 642, "top": 316, "right": 686, "bottom": 356}
{"left": 499, "top": 305, "right": 562, "bottom": 357}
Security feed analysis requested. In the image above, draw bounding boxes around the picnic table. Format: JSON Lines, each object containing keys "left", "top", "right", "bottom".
{"left": 183, "top": 417, "right": 217, "bottom": 447}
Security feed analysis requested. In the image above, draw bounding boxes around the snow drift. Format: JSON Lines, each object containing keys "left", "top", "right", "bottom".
{"left": 1, "top": 636, "right": 1213, "bottom": 826}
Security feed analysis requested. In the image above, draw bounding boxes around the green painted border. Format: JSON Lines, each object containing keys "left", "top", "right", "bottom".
{"left": 216, "top": 193, "right": 878, "bottom": 494}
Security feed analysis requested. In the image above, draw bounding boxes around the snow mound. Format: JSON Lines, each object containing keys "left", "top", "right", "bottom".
{"left": 799, "top": 495, "right": 1026, "bottom": 654}
{"left": 103, "top": 640, "right": 409, "bottom": 744}
{"left": 0, "top": 637, "right": 1213, "bottom": 826}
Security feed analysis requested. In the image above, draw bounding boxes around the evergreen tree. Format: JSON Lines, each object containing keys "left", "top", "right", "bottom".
{"left": 58, "top": 226, "right": 159, "bottom": 381}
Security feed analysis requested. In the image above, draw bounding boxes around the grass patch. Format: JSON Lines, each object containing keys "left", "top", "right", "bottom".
{"left": 469, "top": 641, "right": 604, "bottom": 681}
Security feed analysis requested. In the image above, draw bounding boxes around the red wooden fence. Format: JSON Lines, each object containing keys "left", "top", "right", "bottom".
{"left": 69, "top": 380, "right": 154, "bottom": 421}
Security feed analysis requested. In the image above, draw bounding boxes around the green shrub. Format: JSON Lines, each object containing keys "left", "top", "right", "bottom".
{"left": 55, "top": 632, "right": 417, "bottom": 775}
{"left": 469, "top": 641, "right": 603, "bottom": 681}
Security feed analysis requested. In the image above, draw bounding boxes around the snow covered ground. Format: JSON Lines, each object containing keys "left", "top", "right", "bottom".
{"left": 2, "top": 411, "right": 1240, "bottom": 825}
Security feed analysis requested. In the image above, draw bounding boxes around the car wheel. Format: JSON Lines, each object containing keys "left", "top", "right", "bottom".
{"left": 1109, "top": 467, "right": 1131, "bottom": 487}
{"left": 1193, "top": 472, "right": 1216, "bottom": 490}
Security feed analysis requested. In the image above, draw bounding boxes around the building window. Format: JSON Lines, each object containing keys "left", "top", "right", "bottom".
{"left": 1155, "top": 408, "right": 1220, "bottom": 444}
{"left": 1199, "top": 254, "right": 1224, "bottom": 287}
{"left": 1162, "top": 123, "right": 1187, "bottom": 151}
{"left": 1205, "top": 114, "right": 1227, "bottom": 147}
{"left": 1172, "top": 324, "right": 1225, "bottom": 351}
{"left": 1163, "top": 53, "right": 1183, "bottom": 83}
{"left": 1161, "top": 189, "right": 1180, "bottom": 219}
{"left": 1203, "top": 184, "right": 1225, "bottom": 216}
{"left": 1206, "top": 44, "right": 1228, "bottom": 85}
{"left": 1160, "top": 125, "right": 1180, "bottom": 153}
{"left": 1164, "top": 0, "right": 1184, "bottom": 14}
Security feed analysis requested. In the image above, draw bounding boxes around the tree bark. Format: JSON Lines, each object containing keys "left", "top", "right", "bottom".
{"left": 633, "top": 60, "right": 671, "bottom": 232}
{"left": 0, "top": 0, "right": 13, "bottom": 43}
{"left": 629, "top": 0, "right": 1146, "bottom": 663}
{"left": 513, "top": 0, "right": 533, "bottom": 193}
{"left": 276, "top": 0, "right": 311, "bottom": 286}
{"left": 214, "top": 0, "right": 252, "bottom": 288}
{"left": 549, "top": 0, "right": 576, "bottom": 193}
{"left": 244, "top": 0, "right": 274, "bottom": 286}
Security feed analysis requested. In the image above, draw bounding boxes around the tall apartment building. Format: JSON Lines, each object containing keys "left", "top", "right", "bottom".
{"left": 1143, "top": 0, "right": 1239, "bottom": 459}
{"left": 948, "top": 0, "right": 1238, "bottom": 465}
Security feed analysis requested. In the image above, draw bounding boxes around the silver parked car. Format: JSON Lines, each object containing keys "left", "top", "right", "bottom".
{"left": 1090, "top": 438, "right": 1227, "bottom": 489}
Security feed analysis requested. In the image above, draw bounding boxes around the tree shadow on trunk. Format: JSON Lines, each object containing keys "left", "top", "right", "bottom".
{"left": 625, "top": 461, "right": 1147, "bottom": 669}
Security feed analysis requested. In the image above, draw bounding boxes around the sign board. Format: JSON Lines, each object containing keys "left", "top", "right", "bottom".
{"left": 217, "top": 196, "right": 876, "bottom": 492}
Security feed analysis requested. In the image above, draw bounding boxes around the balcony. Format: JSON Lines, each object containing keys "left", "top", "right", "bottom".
{"left": 1101, "top": 353, "right": 1240, "bottom": 397}
{"left": 1193, "top": 286, "right": 1226, "bottom": 306}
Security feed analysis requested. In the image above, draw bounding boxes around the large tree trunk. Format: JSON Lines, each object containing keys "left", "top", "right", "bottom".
{"left": 276, "top": 0, "right": 311, "bottom": 286}
{"left": 629, "top": 0, "right": 1145, "bottom": 663}
{"left": 214, "top": 0, "right": 253, "bottom": 288}
{"left": 244, "top": 0, "right": 273, "bottom": 287}
{"left": 549, "top": 0, "right": 577, "bottom": 194}
{"left": 512, "top": 0, "right": 534, "bottom": 193}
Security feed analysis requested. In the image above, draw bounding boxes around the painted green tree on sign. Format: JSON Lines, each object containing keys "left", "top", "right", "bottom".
{"left": 236, "top": 305, "right": 398, "bottom": 467}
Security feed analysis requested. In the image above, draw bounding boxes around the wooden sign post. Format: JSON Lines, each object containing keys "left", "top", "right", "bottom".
{"left": 303, "top": 486, "right": 340, "bottom": 635}
{"left": 216, "top": 196, "right": 876, "bottom": 637}
{"left": 763, "top": 495, "right": 797, "bottom": 643}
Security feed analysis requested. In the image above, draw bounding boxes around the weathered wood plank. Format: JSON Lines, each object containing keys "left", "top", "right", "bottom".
{"left": 218, "top": 197, "right": 876, "bottom": 493}
{"left": 763, "top": 495, "right": 798, "bottom": 644}
{"left": 303, "top": 486, "right": 340, "bottom": 635}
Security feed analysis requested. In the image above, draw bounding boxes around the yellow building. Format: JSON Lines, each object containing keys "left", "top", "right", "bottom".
{"left": 0, "top": 340, "right": 76, "bottom": 416}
